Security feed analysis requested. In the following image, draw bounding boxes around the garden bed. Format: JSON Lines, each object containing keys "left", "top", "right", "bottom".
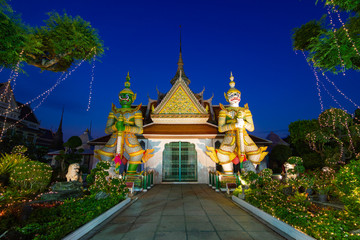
{"left": 63, "top": 197, "right": 131, "bottom": 240}
{"left": 232, "top": 195, "right": 315, "bottom": 240}
{"left": 1, "top": 194, "right": 129, "bottom": 240}
{"left": 228, "top": 160, "right": 360, "bottom": 240}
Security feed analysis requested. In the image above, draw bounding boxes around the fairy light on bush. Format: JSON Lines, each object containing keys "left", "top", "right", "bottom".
{"left": 330, "top": 1, "right": 360, "bottom": 56}
{"left": 327, "top": 5, "right": 346, "bottom": 75}
{"left": 86, "top": 55, "right": 96, "bottom": 111}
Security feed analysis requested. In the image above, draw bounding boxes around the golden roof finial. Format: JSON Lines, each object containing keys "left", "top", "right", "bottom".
{"left": 229, "top": 72, "right": 236, "bottom": 89}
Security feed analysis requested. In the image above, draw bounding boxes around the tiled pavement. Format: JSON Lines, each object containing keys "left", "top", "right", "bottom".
{"left": 86, "top": 184, "right": 286, "bottom": 240}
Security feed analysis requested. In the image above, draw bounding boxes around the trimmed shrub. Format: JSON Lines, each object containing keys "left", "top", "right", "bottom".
{"left": 9, "top": 161, "right": 52, "bottom": 194}
{"left": 87, "top": 161, "right": 127, "bottom": 197}
{"left": 335, "top": 160, "right": 360, "bottom": 215}
{"left": 0, "top": 149, "right": 29, "bottom": 176}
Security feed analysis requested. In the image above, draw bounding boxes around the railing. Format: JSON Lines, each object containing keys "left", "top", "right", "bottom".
{"left": 125, "top": 170, "right": 155, "bottom": 192}
{"left": 208, "top": 171, "right": 242, "bottom": 193}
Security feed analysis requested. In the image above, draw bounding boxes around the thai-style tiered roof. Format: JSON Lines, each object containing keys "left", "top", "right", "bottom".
{"left": 89, "top": 45, "right": 271, "bottom": 146}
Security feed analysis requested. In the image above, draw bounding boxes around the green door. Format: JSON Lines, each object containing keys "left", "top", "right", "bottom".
{"left": 162, "top": 142, "right": 197, "bottom": 182}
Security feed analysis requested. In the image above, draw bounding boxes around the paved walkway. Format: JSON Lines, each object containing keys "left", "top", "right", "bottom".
{"left": 87, "top": 184, "right": 285, "bottom": 240}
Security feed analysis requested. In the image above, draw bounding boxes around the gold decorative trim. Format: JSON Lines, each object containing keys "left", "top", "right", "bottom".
{"left": 129, "top": 161, "right": 143, "bottom": 164}
{"left": 151, "top": 114, "right": 209, "bottom": 118}
{"left": 152, "top": 77, "right": 207, "bottom": 116}
{"left": 219, "top": 160, "right": 233, "bottom": 165}
{"left": 125, "top": 138, "right": 138, "bottom": 148}
{"left": 97, "top": 149, "right": 115, "bottom": 157}
{"left": 129, "top": 149, "right": 144, "bottom": 157}
{"left": 217, "top": 149, "right": 232, "bottom": 156}
{"left": 105, "top": 141, "right": 117, "bottom": 148}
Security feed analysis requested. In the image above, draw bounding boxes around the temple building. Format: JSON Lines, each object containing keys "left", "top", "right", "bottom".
{"left": 89, "top": 47, "right": 271, "bottom": 184}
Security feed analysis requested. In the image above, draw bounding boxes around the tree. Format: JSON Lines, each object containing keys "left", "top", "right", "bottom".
{"left": 268, "top": 144, "right": 292, "bottom": 173}
{"left": 289, "top": 119, "right": 320, "bottom": 156}
{"left": 306, "top": 108, "right": 360, "bottom": 167}
{"left": 55, "top": 136, "right": 84, "bottom": 178}
{"left": 0, "top": 130, "right": 48, "bottom": 162}
{"left": 354, "top": 108, "right": 360, "bottom": 124}
{"left": 288, "top": 119, "right": 323, "bottom": 169}
{"left": 0, "top": 0, "right": 104, "bottom": 72}
{"left": 292, "top": 0, "right": 360, "bottom": 73}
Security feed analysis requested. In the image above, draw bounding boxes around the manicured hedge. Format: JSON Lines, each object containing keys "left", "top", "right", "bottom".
{"left": 16, "top": 194, "right": 126, "bottom": 240}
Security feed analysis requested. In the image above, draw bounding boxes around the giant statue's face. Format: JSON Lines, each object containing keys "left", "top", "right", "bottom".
{"left": 227, "top": 92, "right": 241, "bottom": 105}
{"left": 119, "top": 92, "right": 134, "bottom": 106}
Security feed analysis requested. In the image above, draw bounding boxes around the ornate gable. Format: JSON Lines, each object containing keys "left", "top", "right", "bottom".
{"left": 151, "top": 75, "right": 209, "bottom": 124}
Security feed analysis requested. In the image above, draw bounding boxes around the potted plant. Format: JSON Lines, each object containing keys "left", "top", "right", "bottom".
{"left": 316, "top": 184, "right": 332, "bottom": 202}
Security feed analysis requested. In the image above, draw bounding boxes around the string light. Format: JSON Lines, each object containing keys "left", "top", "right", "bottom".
{"left": 0, "top": 60, "right": 21, "bottom": 140}
{"left": 0, "top": 48, "right": 96, "bottom": 139}
{"left": 0, "top": 67, "right": 19, "bottom": 101}
{"left": 1, "top": 58, "right": 87, "bottom": 137}
{"left": 86, "top": 55, "right": 96, "bottom": 111}
{"left": 0, "top": 71, "right": 65, "bottom": 119}
{"left": 302, "top": 51, "right": 324, "bottom": 112}
{"left": 320, "top": 71, "right": 360, "bottom": 110}
{"left": 330, "top": 1, "right": 360, "bottom": 57}
{"left": 326, "top": 5, "right": 346, "bottom": 75}
{"left": 301, "top": 49, "right": 359, "bottom": 163}
{"left": 318, "top": 78, "right": 345, "bottom": 112}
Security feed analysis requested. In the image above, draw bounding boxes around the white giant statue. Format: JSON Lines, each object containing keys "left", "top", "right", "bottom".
{"left": 206, "top": 73, "right": 268, "bottom": 173}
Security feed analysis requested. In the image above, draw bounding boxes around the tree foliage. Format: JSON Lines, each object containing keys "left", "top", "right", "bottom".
{"left": 55, "top": 136, "right": 84, "bottom": 178}
{"left": 0, "top": 131, "right": 48, "bottom": 162}
{"left": 289, "top": 108, "right": 360, "bottom": 169}
{"left": 0, "top": 1, "right": 104, "bottom": 72}
{"left": 292, "top": 0, "right": 360, "bottom": 73}
{"left": 306, "top": 108, "right": 359, "bottom": 166}
{"left": 269, "top": 144, "right": 292, "bottom": 173}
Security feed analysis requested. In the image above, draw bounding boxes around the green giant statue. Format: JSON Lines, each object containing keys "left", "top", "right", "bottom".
{"left": 95, "top": 73, "right": 153, "bottom": 174}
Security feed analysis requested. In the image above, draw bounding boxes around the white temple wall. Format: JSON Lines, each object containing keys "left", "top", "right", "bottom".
{"left": 143, "top": 138, "right": 216, "bottom": 184}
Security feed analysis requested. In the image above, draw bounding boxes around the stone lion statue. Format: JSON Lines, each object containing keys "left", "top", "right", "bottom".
{"left": 66, "top": 163, "right": 83, "bottom": 182}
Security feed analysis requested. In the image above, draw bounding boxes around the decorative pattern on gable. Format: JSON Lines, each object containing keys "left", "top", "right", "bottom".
{"left": 159, "top": 86, "right": 201, "bottom": 114}
{"left": 151, "top": 75, "right": 209, "bottom": 124}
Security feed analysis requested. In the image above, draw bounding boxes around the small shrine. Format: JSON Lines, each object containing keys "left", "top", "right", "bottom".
{"left": 89, "top": 43, "right": 271, "bottom": 185}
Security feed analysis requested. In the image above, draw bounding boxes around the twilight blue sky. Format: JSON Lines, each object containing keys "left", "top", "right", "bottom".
{"left": 3, "top": 0, "right": 360, "bottom": 141}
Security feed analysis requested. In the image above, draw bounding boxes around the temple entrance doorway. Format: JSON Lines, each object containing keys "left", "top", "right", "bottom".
{"left": 162, "top": 142, "right": 197, "bottom": 182}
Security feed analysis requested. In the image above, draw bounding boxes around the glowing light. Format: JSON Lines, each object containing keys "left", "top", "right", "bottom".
{"left": 0, "top": 62, "right": 21, "bottom": 140}
{"left": 86, "top": 55, "right": 96, "bottom": 111}
{"left": 330, "top": 1, "right": 360, "bottom": 57}
{"left": 1, "top": 58, "right": 87, "bottom": 137}
{"left": 321, "top": 71, "right": 360, "bottom": 110}
{"left": 326, "top": 5, "right": 345, "bottom": 75}
{"left": 302, "top": 51, "right": 324, "bottom": 112}
{"left": 318, "top": 78, "right": 345, "bottom": 112}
